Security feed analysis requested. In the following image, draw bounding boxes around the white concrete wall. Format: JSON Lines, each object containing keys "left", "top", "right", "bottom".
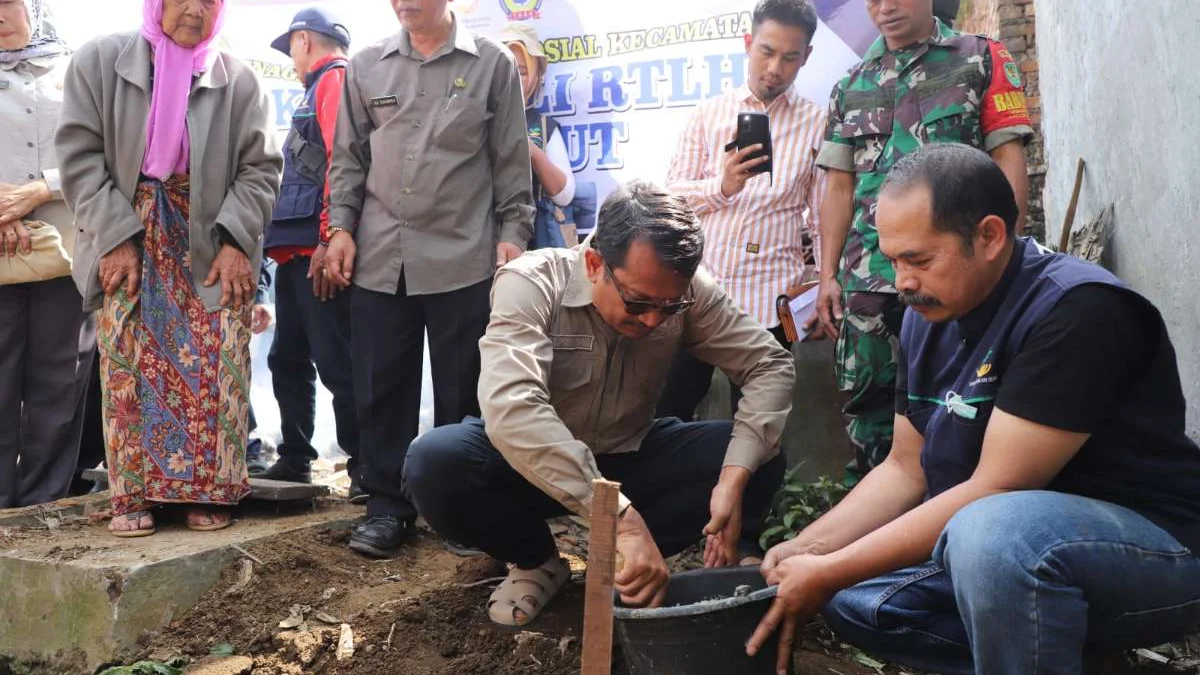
{"left": 1038, "top": 1, "right": 1200, "bottom": 438}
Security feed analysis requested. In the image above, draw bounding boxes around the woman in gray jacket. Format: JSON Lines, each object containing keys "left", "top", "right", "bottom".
{"left": 0, "top": 0, "right": 96, "bottom": 509}
{"left": 56, "top": 0, "right": 281, "bottom": 536}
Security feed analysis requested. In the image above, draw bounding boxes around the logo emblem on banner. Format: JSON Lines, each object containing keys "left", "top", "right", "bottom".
{"left": 500, "top": 0, "right": 543, "bottom": 20}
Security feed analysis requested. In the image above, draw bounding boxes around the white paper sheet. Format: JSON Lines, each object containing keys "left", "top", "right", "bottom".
{"left": 788, "top": 286, "right": 821, "bottom": 341}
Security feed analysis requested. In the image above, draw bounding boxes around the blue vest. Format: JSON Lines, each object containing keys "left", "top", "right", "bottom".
{"left": 266, "top": 58, "right": 347, "bottom": 251}
{"left": 903, "top": 238, "right": 1200, "bottom": 548}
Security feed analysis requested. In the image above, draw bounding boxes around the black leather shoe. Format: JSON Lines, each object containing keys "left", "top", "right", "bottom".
{"left": 259, "top": 457, "right": 312, "bottom": 483}
{"left": 349, "top": 515, "right": 412, "bottom": 558}
{"left": 347, "top": 475, "right": 368, "bottom": 505}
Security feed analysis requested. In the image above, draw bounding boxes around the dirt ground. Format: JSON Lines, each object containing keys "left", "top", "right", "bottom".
{"left": 107, "top": 522, "right": 882, "bottom": 675}
{"left": 5, "top": 508, "right": 1195, "bottom": 675}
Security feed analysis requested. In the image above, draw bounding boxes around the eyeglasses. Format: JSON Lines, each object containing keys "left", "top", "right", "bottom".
{"left": 604, "top": 262, "right": 695, "bottom": 316}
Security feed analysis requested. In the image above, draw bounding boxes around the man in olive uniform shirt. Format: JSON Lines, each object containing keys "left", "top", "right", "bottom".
{"left": 324, "top": 0, "right": 534, "bottom": 557}
{"left": 809, "top": 0, "right": 1034, "bottom": 482}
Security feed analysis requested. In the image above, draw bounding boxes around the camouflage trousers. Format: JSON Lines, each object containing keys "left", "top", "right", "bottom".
{"left": 834, "top": 291, "right": 905, "bottom": 485}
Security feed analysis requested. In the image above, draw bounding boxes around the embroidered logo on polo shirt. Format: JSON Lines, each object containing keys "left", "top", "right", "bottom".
{"left": 969, "top": 349, "right": 999, "bottom": 388}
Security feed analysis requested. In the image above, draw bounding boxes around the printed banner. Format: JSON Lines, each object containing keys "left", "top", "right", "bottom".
{"left": 53, "top": 0, "right": 876, "bottom": 226}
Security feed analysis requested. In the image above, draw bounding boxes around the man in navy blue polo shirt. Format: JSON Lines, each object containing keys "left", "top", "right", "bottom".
{"left": 747, "top": 144, "right": 1200, "bottom": 674}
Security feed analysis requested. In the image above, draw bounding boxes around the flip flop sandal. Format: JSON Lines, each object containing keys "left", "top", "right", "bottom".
{"left": 186, "top": 509, "right": 233, "bottom": 532}
{"left": 487, "top": 556, "right": 571, "bottom": 627}
{"left": 109, "top": 511, "right": 156, "bottom": 538}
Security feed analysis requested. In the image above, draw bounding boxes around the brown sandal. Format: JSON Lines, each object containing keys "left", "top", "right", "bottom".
{"left": 109, "top": 511, "right": 156, "bottom": 538}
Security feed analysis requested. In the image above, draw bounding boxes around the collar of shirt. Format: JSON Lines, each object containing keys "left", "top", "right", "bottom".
{"left": 736, "top": 83, "right": 801, "bottom": 111}
{"left": 862, "top": 16, "right": 958, "bottom": 64}
{"left": 955, "top": 237, "right": 1028, "bottom": 345}
{"left": 0, "top": 55, "right": 56, "bottom": 74}
{"left": 562, "top": 237, "right": 595, "bottom": 308}
{"left": 305, "top": 53, "right": 347, "bottom": 81}
{"left": 383, "top": 12, "right": 479, "bottom": 62}
{"left": 115, "top": 34, "right": 230, "bottom": 93}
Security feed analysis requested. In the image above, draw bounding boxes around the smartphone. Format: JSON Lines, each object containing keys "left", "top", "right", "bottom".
{"left": 736, "top": 112, "right": 773, "bottom": 179}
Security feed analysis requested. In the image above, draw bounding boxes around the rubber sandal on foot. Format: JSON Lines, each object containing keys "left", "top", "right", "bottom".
{"left": 487, "top": 557, "right": 571, "bottom": 627}
{"left": 109, "top": 511, "right": 156, "bottom": 538}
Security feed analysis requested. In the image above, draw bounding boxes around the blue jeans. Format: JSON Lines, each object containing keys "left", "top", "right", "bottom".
{"left": 823, "top": 491, "right": 1200, "bottom": 675}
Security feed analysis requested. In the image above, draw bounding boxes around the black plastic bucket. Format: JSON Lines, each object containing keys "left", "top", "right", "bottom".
{"left": 612, "top": 566, "right": 788, "bottom": 675}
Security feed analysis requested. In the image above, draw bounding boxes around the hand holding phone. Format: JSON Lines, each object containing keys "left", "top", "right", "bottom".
{"left": 721, "top": 112, "right": 773, "bottom": 197}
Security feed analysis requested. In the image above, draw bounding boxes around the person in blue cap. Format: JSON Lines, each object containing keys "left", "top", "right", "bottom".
{"left": 259, "top": 7, "right": 364, "bottom": 503}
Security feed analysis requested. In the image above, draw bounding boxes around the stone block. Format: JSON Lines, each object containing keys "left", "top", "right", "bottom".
{"left": 1002, "top": 36, "right": 1027, "bottom": 53}
{"left": 999, "top": 4, "right": 1025, "bottom": 20}
{"left": 0, "top": 501, "right": 359, "bottom": 673}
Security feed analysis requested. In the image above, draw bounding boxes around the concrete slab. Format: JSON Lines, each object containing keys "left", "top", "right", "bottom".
{"left": 695, "top": 339, "right": 854, "bottom": 482}
{"left": 80, "top": 469, "right": 331, "bottom": 501}
{"left": 0, "top": 500, "right": 359, "bottom": 673}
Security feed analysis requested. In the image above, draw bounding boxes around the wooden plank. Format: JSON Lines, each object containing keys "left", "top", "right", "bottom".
{"left": 81, "top": 469, "right": 331, "bottom": 501}
{"left": 1058, "top": 157, "right": 1086, "bottom": 252}
{"left": 581, "top": 479, "right": 621, "bottom": 675}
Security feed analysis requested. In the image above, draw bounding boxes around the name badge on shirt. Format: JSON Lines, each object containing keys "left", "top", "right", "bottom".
{"left": 370, "top": 95, "right": 398, "bottom": 108}
{"left": 746, "top": 243, "right": 761, "bottom": 254}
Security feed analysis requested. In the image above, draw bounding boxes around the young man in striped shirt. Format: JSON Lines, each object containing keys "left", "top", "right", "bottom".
{"left": 659, "top": 0, "right": 826, "bottom": 420}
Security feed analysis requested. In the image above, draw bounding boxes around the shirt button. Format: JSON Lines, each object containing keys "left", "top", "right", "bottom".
{"left": 406, "top": 154, "right": 413, "bottom": 160}
{"left": 26, "top": 141, "right": 35, "bottom": 148}
{"left": 26, "top": 108, "right": 33, "bottom": 114}
{"left": 419, "top": 90, "right": 426, "bottom": 96}
{"left": 413, "top": 122, "right": 421, "bottom": 128}
{"left": 26, "top": 173, "right": 35, "bottom": 180}
{"left": 403, "top": 188, "right": 412, "bottom": 194}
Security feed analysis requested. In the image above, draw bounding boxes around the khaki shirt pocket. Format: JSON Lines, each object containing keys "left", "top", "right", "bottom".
{"left": 366, "top": 93, "right": 406, "bottom": 130}
{"left": 435, "top": 95, "right": 487, "bottom": 153}
{"left": 549, "top": 334, "right": 595, "bottom": 392}
{"left": 840, "top": 107, "right": 894, "bottom": 174}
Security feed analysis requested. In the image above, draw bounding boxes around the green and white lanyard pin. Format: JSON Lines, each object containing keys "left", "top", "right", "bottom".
{"left": 909, "top": 390, "right": 991, "bottom": 420}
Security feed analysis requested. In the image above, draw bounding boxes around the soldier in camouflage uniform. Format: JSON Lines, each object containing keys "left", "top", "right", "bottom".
{"left": 811, "top": 0, "right": 1034, "bottom": 482}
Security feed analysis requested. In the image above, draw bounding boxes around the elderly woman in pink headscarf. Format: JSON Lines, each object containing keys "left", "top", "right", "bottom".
{"left": 56, "top": 0, "right": 281, "bottom": 536}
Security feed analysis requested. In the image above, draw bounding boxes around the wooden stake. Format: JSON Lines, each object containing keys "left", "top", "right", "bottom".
{"left": 581, "top": 479, "right": 622, "bottom": 675}
{"left": 1059, "top": 157, "right": 1086, "bottom": 252}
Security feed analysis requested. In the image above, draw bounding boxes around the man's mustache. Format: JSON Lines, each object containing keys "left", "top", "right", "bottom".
{"left": 899, "top": 290, "right": 942, "bottom": 307}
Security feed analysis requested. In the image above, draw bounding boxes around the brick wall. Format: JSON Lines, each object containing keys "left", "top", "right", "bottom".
{"left": 961, "top": 0, "right": 1046, "bottom": 241}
